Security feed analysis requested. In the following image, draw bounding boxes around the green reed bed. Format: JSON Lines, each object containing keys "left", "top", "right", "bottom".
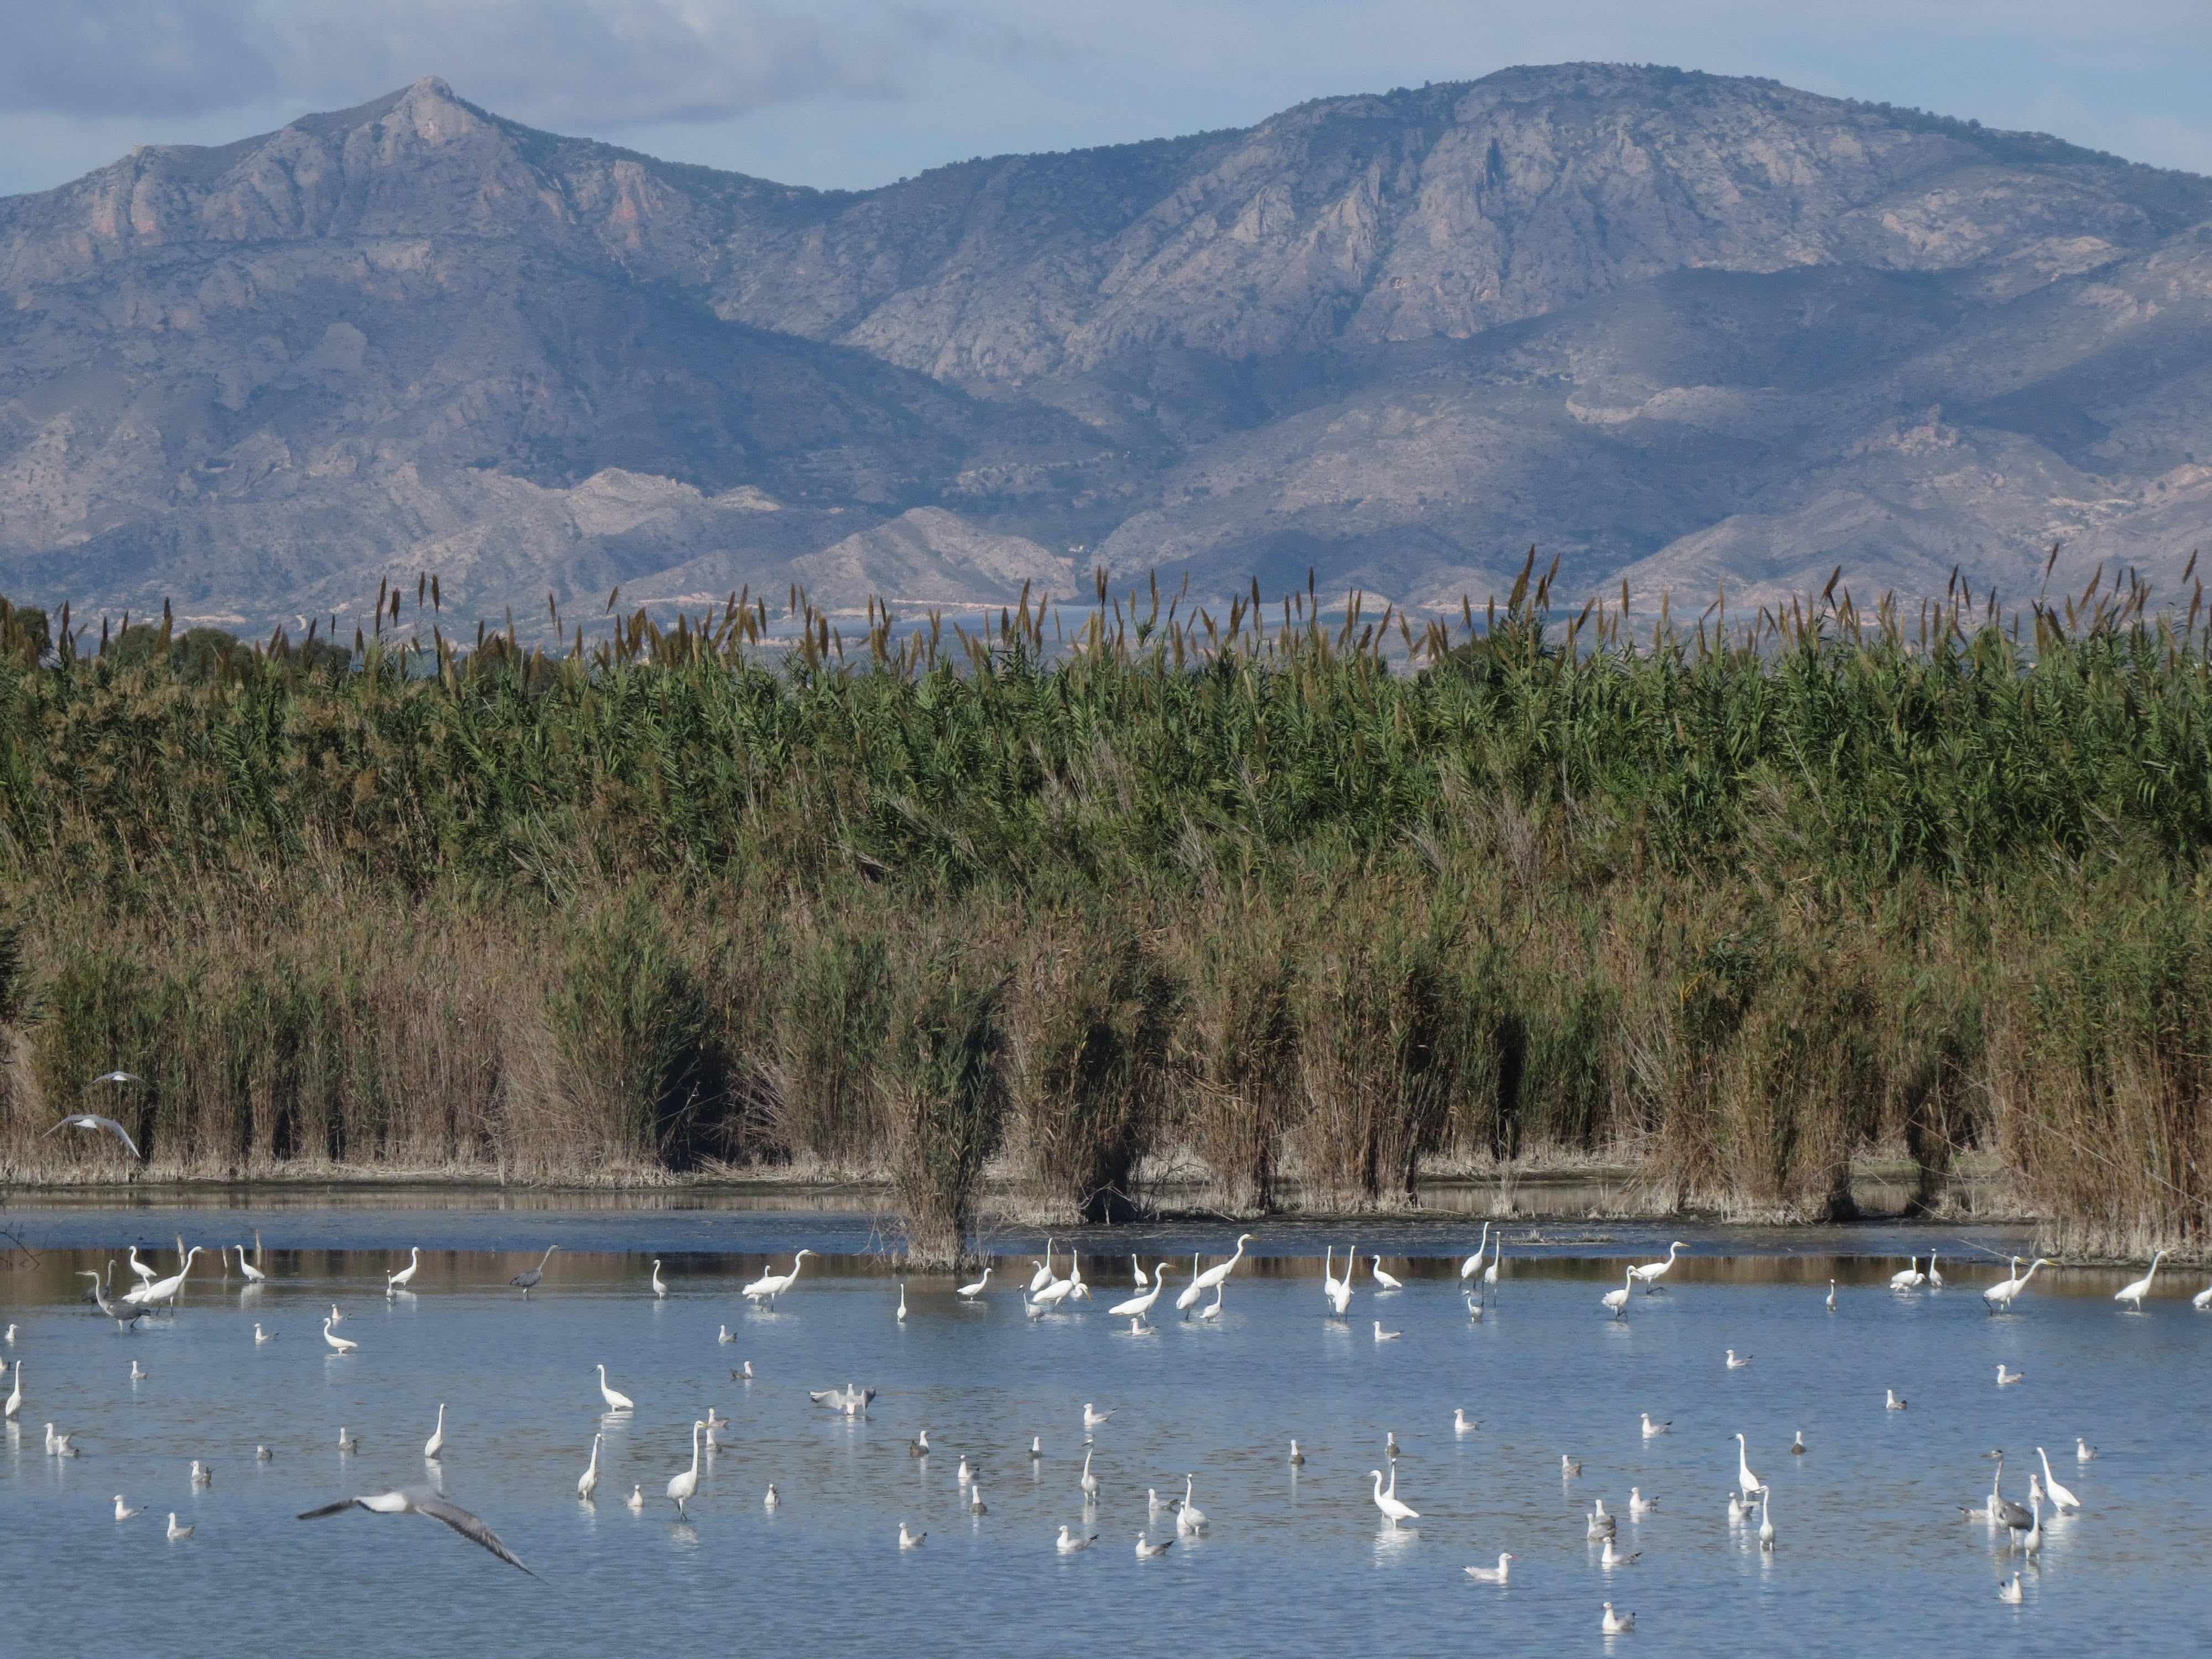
{"left": 0, "top": 560, "right": 2207, "bottom": 1259}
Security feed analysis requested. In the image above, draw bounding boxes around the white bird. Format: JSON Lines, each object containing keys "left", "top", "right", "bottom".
{"left": 1135, "top": 1531, "right": 1173, "bottom": 1558}
{"left": 899, "top": 1522, "right": 926, "bottom": 1548}
{"left": 1369, "top": 1468, "right": 1418, "bottom": 1528}
{"left": 126, "top": 1247, "right": 204, "bottom": 1308}
{"left": 327, "top": 1302, "right": 345, "bottom": 1324}
{"left": 743, "top": 1250, "right": 815, "bottom": 1303}
{"left": 1727, "top": 1491, "right": 1753, "bottom": 1525}
{"left": 385, "top": 1246, "right": 420, "bottom": 1293}
{"left": 166, "top": 1513, "right": 193, "bottom": 1541}
{"left": 257, "top": 1445, "right": 272, "bottom": 1462}
{"left": 424, "top": 1404, "right": 445, "bottom": 1460}
{"left": 895, "top": 1282, "right": 907, "bottom": 1322}
{"left": 298, "top": 1486, "right": 532, "bottom": 1573}
{"left": 2076, "top": 1438, "right": 2099, "bottom": 1462}
{"left": 127, "top": 1245, "right": 158, "bottom": 1286}
{"left": 1889, "top": 1257, "right": 1925, "bottom": 1291}
{"left": 1465, "top": 1551, "right": 1514, "bottom": 1582}
{"left": 651, "top": 1260, "right": 667, "bottom": 1298}
{"left": 1288, "top": 1441, "right": 1306, "bottom": 1465}
{"left": 1198, "top": 1287, "right": 1224, "bottom": 1322}
{"left": 2116, "top": 1250, "right": 2167, "bottom": 1310}
{"left": 44, "top": 1112, "right": 144, "bottom": 1159}
{"left": 1083, "top": 1404, "right": 1115, "bottom": 1430}
{"left": 2193, "top": 1279, "right": 2212, "bottom": 1310}
{"left": 1825, "top": 1279, "right": 1837, "bottom": 1311}
{"left": 1031, "top": 1266, "right": 1078, "bottom": 1312}
{"left": 1601, "top": 1603, "right": 1635, "bottom": 1634}
{"left": 1129, "top": 1254, "right": 1147, "bottom": 1289}
{"left": 1886, "top": 1389, "right": 1908, "bottom": 1410}
{"left": 1927, "top": 1251, "right": 1944, "bottom": 1289}
{"left": 577, "top": 1434, "right": 602, "bottom": 1500}
{"left": 1373, "top": 1319, "right": 1401, "bottom": 1341}
{"left": 114, "top": 1495, "right": 145, "bottom": 1521}
{"left": 967, "top": 1484, "right": 985, "bottom": 1515}
{"left": 129, "top": 1361, "right": 148, "bottom": 1382}
{"left": 1177, "top": 1234, "right": 1256, "bottom": 1311}
{"left": 1734, "top": 1433, "right": 1762, "bottom": 1499}
{"left": 1483, "top": 1233, "right": 1501, "bottom": 1293}
{"left": 1079, "top": 1449, "right": 1098, "bottom": 1498}
{"left": 1997, "top": 1365, "right": 2026, "bottom": 1387}
{"left": 1585, "top": 1500, "right": 1614, "bottom": 1538}
{"left": 1370, "top": 1256, "right": 1404, "bottom": 1291}
{"left": 910, "top": 1430, "right": 932, "bottom": 1458}
{"left": 1601, "top": 1268, "right": 1635, "bottom": 1318}
{"left": 1983, "top": 1258, "right": 2052, "bottom": 1312}
{"left": 957, "top": 1457, "right": 975, "bottom": 1485}
{"left": 1148, "top": 1486, "right": 1174, "bottom": 1515}
{"left": 1563, "top": 1456, "right": 1582, "bottom": 1478}
{"left": 718, "top": 1324, "right": 737, "bottom": 1344}
{"left": 1790, "top": 1432, "right": 1807, "bottom": 1455}
{"left": 595, "top": 1364, "right": 636, "bottom": 1411}
{"left": 254, "top": 1324, "right": 276, "bottom": 1344}
{"left": 3, "top": 1364, "right": 20, "bottom": 1418}
{"left": 321, "top": 1317, "right": 356, "bottom": 1355}
{"left": 190, "top": 1459, "right": 211, "bottom": 1486}
{"left": 765, "top": 1483, "right": 781, "bottom": 1510}
{"left": 1997, "top": 1574, "right": 2024, "bottom": 1604}
{"left": 1176, "top": 1474, "right": 1207, "bottom": 1533}
{"left": 237, "top": 1247, "right": 268, "bottom": 1286}
{"left": 1324, "top": 1246, "right": 1355, "bottom": 1317}
{"left": 1109, "top": 1263, "right": 1172, "bottom": 1323}
{"left": 666, "top": 1421, "right": 705, "bottom": 1519}
{"left": 1757, "top": 1486, "right": 1776, "bottom": 1550}
{"left": 2017, "top": 1494, "right": 2043, "bottom": 1557}
{"left": 1630, "top": 1487, "right": 1658, "bottom": 1515}
{"left": 625, "top": 1484, "right": 645, "bottom": 1512}
{"left": 1056, "top": 1525, "right": 1096, "bottom": 1553}
{"left": 1725, "top": 1349, "right": 1753, "bottom": 1369}
{"left": 1630, "top": 1240, "right": 1686, "bottom": 1291}
{"left": 955, "top": 1267, "right": 992, "bottom": 1300}
{"left": 1465, "top": 1294, "right": 1484, "bottom": 1321}
{"left": 1640, "top": 1413, "right": 1670, "bottom": 1438}
{"left": 1459, "top": 1222, "right": 1492, "bottom": 1281}
{"left": 1602, "top": 1535, "right": 1641, "bottom": 1567}
{"left": 1029, "top": 1242, "right": 1057, "bottom": 1293}
{"left": 2035, "top": 1448, "right": 2080, "bottom": 1511}
{"left": 337, "top": 1427, "right": 360, "bottom": 1452}
{"left": 1454, "top": 1408, "right": 1478, "bottom": 1434}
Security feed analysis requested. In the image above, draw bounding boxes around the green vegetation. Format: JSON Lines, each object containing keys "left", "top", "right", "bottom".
{"left": 0, "top": 558, "right": 2208, "bottom": 1261}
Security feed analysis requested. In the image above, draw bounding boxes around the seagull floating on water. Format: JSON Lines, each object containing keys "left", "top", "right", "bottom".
{"left": 1601, "top": 1603, "right": 1635, "bottom": 1634}
{"left": 166, "top": 1513, "right": 193, "bottom": 1541}
{"left": 1640, "top": 1413, "right": 1670, "bottom": 1438}
{"left": 1465, "top": 1552, "right": 1513, "bottom": 1582}
{"left": 1996, "top": 1365, "right": 2026, "bottom": 1387}
{"left": 1134, "top": 1531, "right": 1173, "bottom": 1557}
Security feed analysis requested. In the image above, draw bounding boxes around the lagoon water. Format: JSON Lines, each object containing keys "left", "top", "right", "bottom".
{"left": 1, "top": 1203, "right": 2204, "bottom": 1658}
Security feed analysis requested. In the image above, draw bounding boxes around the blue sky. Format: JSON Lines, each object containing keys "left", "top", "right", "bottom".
{"left": 2, "top": 1, "right": 2206, "bottom": 197}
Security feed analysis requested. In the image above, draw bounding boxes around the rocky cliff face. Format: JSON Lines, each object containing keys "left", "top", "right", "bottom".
{"left": 0, "top": 66, "right": 2206, "bottom": 633}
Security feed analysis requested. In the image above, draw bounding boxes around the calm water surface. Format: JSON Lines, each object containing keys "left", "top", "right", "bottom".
{"left": 2, "top": 1207, "right": 2204, "bottom": 1658}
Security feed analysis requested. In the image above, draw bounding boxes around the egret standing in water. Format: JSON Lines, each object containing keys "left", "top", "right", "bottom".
{"left": 1601, "top": 1269, "right": 1635, "bottom": 1318}
{"left": 1982, "top": 1258, "right": 2052, "bottom": 1313}
{"left": 650, "top": 1260, "right": 667, "bottom": 1298}
{"left": 424, "top": 1404, "right": 445, "bottom": 1460}
{"left": 385, "top": 1246, "right": 420, "bottom": 1294}
{"left": 667, "top": 1421, "right": 705, "bottom": 1520}
{"left": 1630, "top": 1241, "right": 1686, "bottom": 1292}
{"left": 594, "top": 1365, "right": 636, "bottom": 1412}
{"left": 743, "top": 1250, "right": 815, "bottom": 1303}
{"left": 236, "top": 1247, "right": 268, "bottom": 1286}
{"left": 2115, "top": 1250, "right": 2167, "bottom": 1311}
{"left": 321, "top": 1318, "right": 356, "bottom": 1355}
{"left": 1370, "top": 1469, "right": 1418, "bottom": 1528}
{"left": 955, "top": 1267, "right": 992, "bottom": 1300}
{"left": 1176, "top": 1235, "right": 1256, "bottom": 1313}
{"left": 577, "top": 1435, "right": 602, "bottom": 1501}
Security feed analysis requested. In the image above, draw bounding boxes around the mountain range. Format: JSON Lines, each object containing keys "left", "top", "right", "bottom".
{"left": 2, "top": 62, "right": 2209, "bottom": 635}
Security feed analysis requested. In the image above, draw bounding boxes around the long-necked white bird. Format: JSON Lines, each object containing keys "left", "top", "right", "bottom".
{"left": 1370, "top": 1256, "right": 1404, "bottom": 1291}
{"left": 1465, "top": 1551, "right": 1514, "bottom": 1582}
{"left": 126, "top": 1247, "right": 203, "bottom": 1308}
{"left": 1630, "top": 1240, "right": 1687, "bottom": 1291}
{"left": 298, "top": 1486, "right": 533, "bottom": 1573}
{"left": 1028, "top": 1241, "right": 1057, "bottom": 1294}
{"left": 1889, "top": 1257, "right": 1926, "bottom": 1291}
{"left": 650, "top": 1260, "right": 667, "bottom": 1298}
{"left": 4, "top": 1365, "right": 22, "bottom": 1419}
{"left": 1079, "top": 1449, "right": 1098, "bottom": 1498}
{"left": 1601, "top": 1604, "right": 1635, "bottom": 1634}
{"left": 1927, "top": 1250, "right": 1944, "bottom": 1289}
{"left": 1757, "top": 1488, "right": 1777, "bottom": 1551}
{"left": 1324, "top": 1247, "right": 1355, "bottom": 1317}
{"left": 1177, "top": 1234, "right": 1257, "bottom": 1312}
{"left": 1601, "top": 1268, "right": 1635, "bottom": 1318}
{"left": 1370, "top": 1469, "right": 1418, "bottom": 1528}
{"left": 577, "top": 1434, "right": 602, "bottom": 1501}
{"left": 594, "top": 1364, "right": 635, "bottom": 1411}
{"left": 2115, "top": 1249, "right": 2167, "bottom": 1311}
{"left": 742, "top": 1250, "right": 815, "bottom": 1303}
{"left": 1459, "top": 1222, "right": 1491, "bottom": 1281}
{"left": 127, "top": 1245, "right": 158, "bottom": 1287}
{"left": 895, "top": 1282, "right": 907, "bottom": 1322}
{"left": 1734, "top": 1433, "right": 1763, "bottom": 1499}
{"left": 424, "top": 1404, "right": 446, "bottom": 1459}
{"left": 385, "top": 1246, "right": 420, "bottom": 1294}
{"left": 1176, "top": 1474, "right": 1207, "bottom": 1533}
{"left": 236, "top": 1246, "right": 268, "bottom": 1286}
{"left": 321, "top": 1317, "right": 356, "bottom": 1355}
{"left": 1109, "top": 1263, "right": 1172, "bottom": 1323}
{"left": 955, "top": 1267, "right": 992, "bottom": 1300}
{"left": 1484, "top": 1232, "right": 1502, "bottom": 1295}
{"left": 1826, "top": 1279, "right": 1837, "bottom": 1311}
{"left": 2193, "top": 1280, "right": 2212, "bottom": 1310}
{"left": 2034, "top": 1448, "right": 2080, "bottom": 1511}
{"left": 667, "top": 1421, "right": 704, "bottom": 1519}
{"left": 1031, "top": 1260, "right": 1079, "bottom": 1311}
{"left": 1983, "top": 1258, "right": 2052, "bottom": 1313}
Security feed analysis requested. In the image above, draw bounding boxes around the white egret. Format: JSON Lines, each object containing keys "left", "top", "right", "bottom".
{"left": 1066, "top": 1257, "right": 1091, "bottom": 1302}
{"left": 899, "top": 1522, "right": 925, "bottom": 1548}
{"left": 1079, "top": 1449, "right": 1098, "bottom": 1498}
{"left": 1459, "top": 1222, "right": 1491, "bottom": 1281}
{"left": 1601, "top": 1267, "right": 1635, "bottom": 1318}
{"left": 1177, "top": 1474, "right": 1207, "bottom": 1533}
{"left": 1996, "top": 1365, "right": 2026, "bottom": 1387}
{"left": 254, "top": 1324, "right": 275, "bottom": 1344}
{"left": 1725, "top": 1349, "right": 1753, "bottom": 1369}
{"left": 1825, "top": 1280, "right": 1837, "bottom": 1311}
{"left": 2193, "top": 1280, "right": 2212, "bottom": 1310}
{"left": 1056, "top": 1525, "right": 1096, "bottom": 1553}
{"left": 1630, "top": 1241, "right": 1687, "bottom": 1291}
{"left": 424, "top": 1404, "right": 445, "bottom": 1460}
{"left": 237, "top": 1247, "right": 268, "bottom": 1286}
{"left": 1198, "top": 1286, "right": 1224, "bottom": 1322}
{"left": 1031, "top": 1266, "right": 1078, "bottom": 1312}
{"left": 1324, "top": 1248, "right": 1355, "bottom": 1318}
{"left": 385, "top": 1246, "right": 420, "bottom": 1293}
{"left": 2115, "top": 1250, "right": 2167, "bottom": 1311}
{"left": 666, "top": 1421, "right": 705, "bottom": 1519}
{"left": 1928, "top": 1251, "right": 1945, "bottom": 1289}
{"left": 650, "top": 1260, "right": 667, "bottom": 1298}
{"left": 1888, "top": 1257, "right": 1924, "bottom": 1291}
{"left": 1135, "top": 1531, "right": 1173, "bottom": 1557}
{"left": 1369, "top": 1469, "right": 1418, "bottom": 1528}
{"left": 895, "top": 1283, "right": 907, "bottom": 1323}
{"left": 1997, "top": 1574, "right": 2024, "bottom": 1604}
{"left": 1322, "top": 1246, "right": 1346, "bottom": 1310}
{"left": 2034, "top": 1448, "right": 2080, "bottom": 1511}
{"left": 127, "top": 1245, "right": 158, "bottom": 1286}
{"left": 625, "top": 1485, "right": 645, "bottom": 1512}
{"left": 742, "top": 1250, "right": 815, "bottom": 1303}
{"left": 577, "top": 1434, "right": 602, "bottom": 1501}
{"left": 1465, "top": 1294, "right": 1485, "bottom": 1321}
{"left": 126, "top": 1247, "right": 204, "bottom": 1308}
{"left": 1982, "top": 1258, "right": 2052, "bottom": 1313}
{"left": 1370, "top": 1256, "right": 1404, "bottom": 1291}
{"left": 298, "top": 1486, "right": 532, "bottom": 1573}
{"left": 1108, "top": 1263, "right": 1172, "bottom": 1323}
{"left": 114, "top": 1495, "right": 145, "bottom": 1521}
{"left": 594, "top": 1364, "right": 636, "bottom": 1411}
{"left": 1640, "top": 1414, "right": 1670, "bottom": 1439}
{"left": 166, "top": 1514, "right": 193, "bottom": 1541}
{"left": 1465, "top": 1552, "right": 1513, "bottom": 1582}
{"left": 1454, "top": 1409, "right": 1478, "bottom": 1434}
{"left": 1177, "top": 1234, "right": 1256, "bottom": 1311}
{"left": 1885, "top": 1389, "right": 1907, "bottom": 1411}
{"left": 1757, "top": 1487, "right": 1776, "bottom": 1550}
{"left": 955, "top": 1267, "right": 992, "bottom": 1300}
{"left": 1483, "top": 1233, "right": 1502, "bottom": 1294}
{"left": 321, "top": 1318, "right": 356, "bottom": 1355}
{"left": 508, "top": 1244, "right": 559, "bottom": 1296}
{"left": 1029, "top": 1242, "right": 1057, "bottom": 1293}
{"left": 1601, "top": 1604, "right": 1635, "bottom": 1634}
{"left": 1734, "top": 1432, "right": 1762, "bottom": 1499}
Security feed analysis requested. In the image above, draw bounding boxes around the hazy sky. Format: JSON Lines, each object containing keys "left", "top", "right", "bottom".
{"left": 2, "top": 0, "right": 2207, "bottom": 198}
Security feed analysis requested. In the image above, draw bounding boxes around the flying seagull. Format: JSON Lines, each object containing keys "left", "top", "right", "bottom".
{"left": 297, "top": 1487, "right": 533, "bottom": 1575}
{"left": 44, "top": 1114, "right": 142, "bottom": 1159}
